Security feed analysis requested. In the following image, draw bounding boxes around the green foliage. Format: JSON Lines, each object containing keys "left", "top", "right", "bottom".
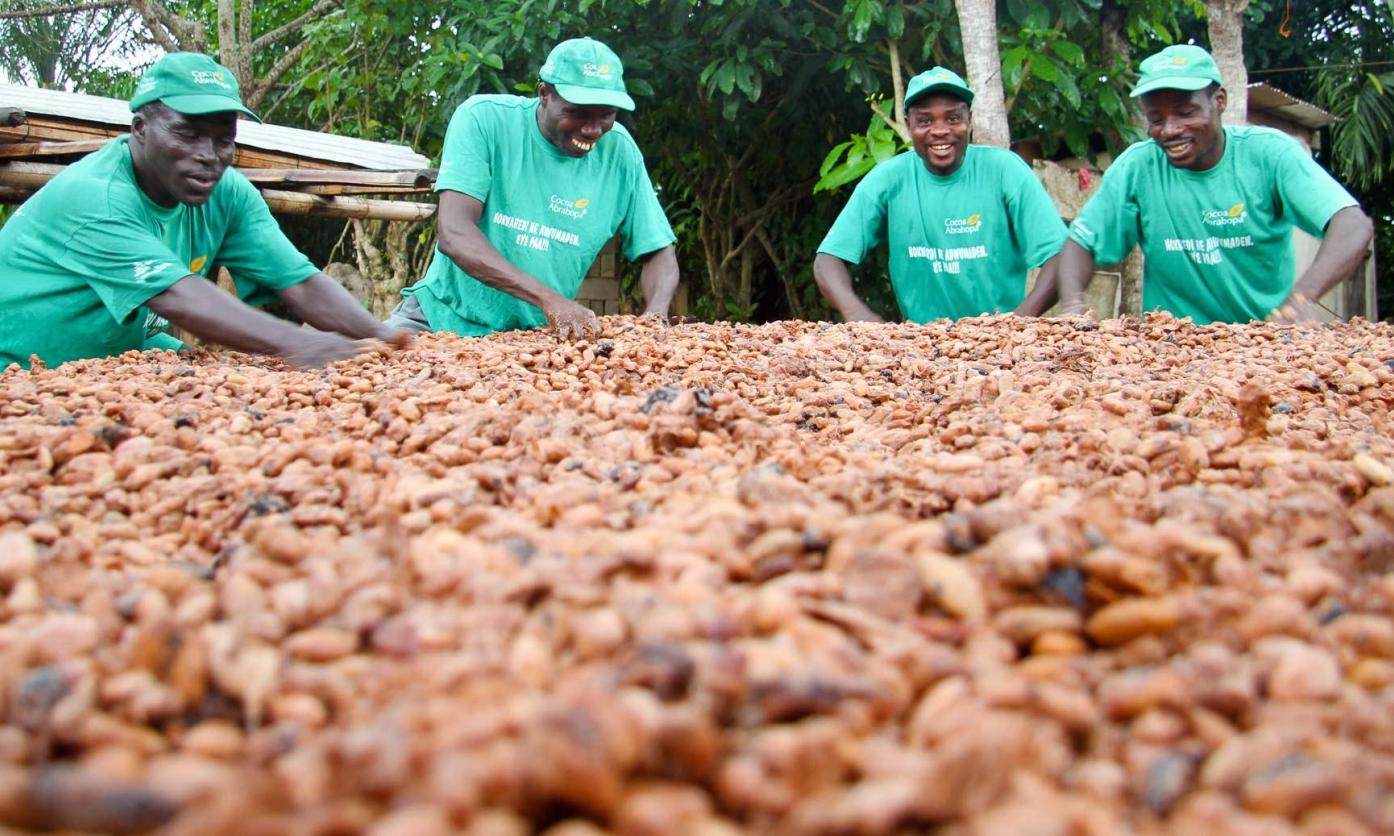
{"left": 1318, "top": 69, "right": 1394, "bottom": 190}
{"left": 815, "top": 111, "right": 905, "bottom": 193}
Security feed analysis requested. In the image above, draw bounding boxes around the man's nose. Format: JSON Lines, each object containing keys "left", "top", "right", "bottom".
{"left": 192, "top": 136, "right": 217, "bottom": 163}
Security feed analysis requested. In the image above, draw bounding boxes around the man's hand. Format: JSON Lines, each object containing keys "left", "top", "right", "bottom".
{"left": 813, "top": 253, "right": 885, "bottom": 323}
{"left": 843, "top": 307, "right": 886, "bottom": 323}
{"left": 544, "top": 297, "right": 600, "bottom": 341}
{"left": 1268, "top": 292, "right": 1327, "bottom": 325}
{"left": 284, "top": 331, "right": 374, "bottom": 369}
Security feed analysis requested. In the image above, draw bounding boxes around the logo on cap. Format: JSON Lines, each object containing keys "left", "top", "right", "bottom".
{"left": 190, "top": 70, "right": 230, "bottom": 88}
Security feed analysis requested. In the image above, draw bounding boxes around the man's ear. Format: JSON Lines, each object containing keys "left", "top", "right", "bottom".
{"left": 1213, "top": 86, "right": 1228, "bottom": 117}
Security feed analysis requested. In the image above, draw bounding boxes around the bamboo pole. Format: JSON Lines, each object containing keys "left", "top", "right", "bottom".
{"left": 0, "top": 138, "right": 109, "bottom": 158}
{"left": 0, "top": 161, "right": 435, "bottom": 221}
{"left": 259, "top": 188, "right": 435, "bottom": 221}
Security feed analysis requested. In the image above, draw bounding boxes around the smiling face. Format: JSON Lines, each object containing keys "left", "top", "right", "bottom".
{"left": 129, "top": 102, "right": 238, "bottom": 207}
{"left": 1140, "top": 85, "right": 1227, "bottom": 172}
{"left": 536, "top": 82, "right": 618, "bottom": 158}
{"left": 907, "top": 92, "right": 972, "bottom": 176}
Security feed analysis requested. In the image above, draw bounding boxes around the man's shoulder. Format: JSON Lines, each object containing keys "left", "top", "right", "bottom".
{"left": 965, "top": 145, "right": 1041, "bottom": 185}
{"left": 1109, "top": 138, "right": 1163, "bottom": 170}
{"left": 860, "top": 151, "right": 920, "bottom": 187}
{"left": 454, "top": 94, "right": 534, "bottom": 122}
{"left": 25, "top": 139, "right": 131, "bottom": 215}
{"left": 967, "top": 144, "right": 1030, "bottom": 168}
{"left": 1225, "top": 124, "right": 1306, "bottom": 156}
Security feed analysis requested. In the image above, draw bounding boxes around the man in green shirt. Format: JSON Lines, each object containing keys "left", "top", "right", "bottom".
{"left": 0, "top": 53, "right": 399, "bottom": 370}
{"left": 1058, "top": 45, "right": 1373, "bottom": 324}
{"left": 388, "top": 37, "right": 679, "bottom": 340}
{"left": 814, "top": 67, "right": 1068, "bottom": 323}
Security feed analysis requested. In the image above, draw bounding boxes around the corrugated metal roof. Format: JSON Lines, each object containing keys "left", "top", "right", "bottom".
{"left": 1247, "top": 82, "right": 1335, "bottom": 130}
{"left": 0, "top": 82, "right": 431, "bottom": 170}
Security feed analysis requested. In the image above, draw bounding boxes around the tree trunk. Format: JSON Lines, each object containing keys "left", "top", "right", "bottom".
{"left": 954, "top": 0, "right": 1010, "bottom": 147}
{"left": 1207, "top": 0, "right": 1249, "bottom": 125}
{"left": 124, "top": 0, "right": 338, "bottom": 109}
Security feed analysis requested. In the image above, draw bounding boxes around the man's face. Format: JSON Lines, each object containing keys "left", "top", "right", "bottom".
{"left": 537, "top": 84, "right": 618, "bottom": 157}
{"left": 1141, "top": 86, "right": 1227, "bottom": 171}
{"left": 130, "top": 104, "right": 238, "bottom": 207}
{"left": 908, "top": 93, "right": 972, "bottom": 176}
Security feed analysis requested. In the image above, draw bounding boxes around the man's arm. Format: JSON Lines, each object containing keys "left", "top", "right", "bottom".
{"left": 1055, "top": 240, "right": 1097, "bottom": 316}
{"left": 635, "top": 245, "right": 679, "bottom": 317}
{"left": 813, "top": 253, "right": 885, "bottom": 322}
{"left": 146, "top": 275, "right": 366, "bottom": 367}
{"left": 437, "top": 190, "right": 598, "bottom": 339}
{"left": 278, "top": 272, "right": 399, "bottom": 341}
{"left": 1014, "top": 254, "right": 1062, "bottom": 317}
{"left": 1272, "top": 206, "right": 1375, "bottom": 322}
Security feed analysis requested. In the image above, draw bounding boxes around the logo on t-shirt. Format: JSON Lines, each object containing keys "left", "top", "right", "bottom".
{"left": 189, "top": 256, "right": 208, "bottom": 273}
{"left": 1202, "top": 202, "right": 1248, "bottom": 227}
{"left": 133, "top": 260, "right": 171, "bottom": 283}
{"left": 549, "top": 194, "right": 591, "bottom": 220}
{"left": 944, "top": 213, "right": 982, "bottom": 235}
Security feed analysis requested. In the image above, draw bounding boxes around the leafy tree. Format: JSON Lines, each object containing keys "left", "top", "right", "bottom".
{"left": 0, "top": 0, "right": 142, "bottom": 93}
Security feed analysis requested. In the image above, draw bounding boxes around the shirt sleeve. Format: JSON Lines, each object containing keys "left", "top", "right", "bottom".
{"left": 435, "top": 98, "right": 494, "bottom": 202}
{"left": 1003, "top": 155, "right": 1068, "bottom": 268}
{"left": 54, "top": 216, "right": 191, "bottom": 326}
{"left": 1269, "top": 136, "right": 1359, "bottom": 238}
{"left": 212, "top": 173, "right": 319, "bottom": 307}
{"left": 617, "top": 143, "right": 677, "bottom": 261}
{"left": 816, "top": 166, "right": 889, "bottom": 266}
{"left": 141, "top": 331, "right": 185, "bottom": 352}
{"left": 1068, "top": 150, "right": 1142, "bottom": 265}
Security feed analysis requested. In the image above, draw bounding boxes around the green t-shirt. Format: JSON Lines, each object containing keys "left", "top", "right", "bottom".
{"left": 817, "top": 145, "right": 1067, "bottom": 321}
{"left": 1068, "top": 126, "right": 1359, "bottom": 324}
{"left": 0, "top": 136, "right": 316, "bottom": 369}
{"left": 406, "top": 95, "right": 675, "bottom": 336}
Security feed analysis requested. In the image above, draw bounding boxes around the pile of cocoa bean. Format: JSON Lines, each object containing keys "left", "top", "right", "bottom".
{"left": 2, "top": 313, "right": 1393, "bottom": 835}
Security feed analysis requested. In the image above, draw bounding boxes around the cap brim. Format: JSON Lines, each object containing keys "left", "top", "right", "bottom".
{"left": 551, "top": 83, "right": 635, "bottom": 112}
{"left": 159, "top": 93, "right": 262, "bottom": 123}
{"left": 905, "top": 82, "right": 974, "bottom": 108}
{"left": 1130, "top": 76, "right": 1216, "bottom": 98}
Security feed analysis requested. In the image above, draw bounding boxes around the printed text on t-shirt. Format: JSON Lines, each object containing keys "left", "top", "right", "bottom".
{"left": 907, "top": 244, "right": 988, "bottom": 274}
{"left": 1162, "top": 235, "right": 1254, "bottom": 266}
{"left": 491, "top": 211, "right": 581, "bottom": 252}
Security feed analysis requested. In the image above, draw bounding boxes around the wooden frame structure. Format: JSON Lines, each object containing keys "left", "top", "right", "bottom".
{"left": 0, "top": 83, "right": 436, "bottom": 222}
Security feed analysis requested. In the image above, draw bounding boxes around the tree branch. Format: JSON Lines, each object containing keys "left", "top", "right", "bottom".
{"left": 128, "top": 0, "right": 206, "bottom": 52}
{"left": 0, "top": 0, "right": 125, "bottom": 20}
{"left": 250, "top": 0, "right": 340, "bottom": 53}
{"left": 243, "top": 36, "right": 310, "bottom": 110}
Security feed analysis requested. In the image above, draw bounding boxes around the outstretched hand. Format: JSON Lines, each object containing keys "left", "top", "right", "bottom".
{"left": 544, "top": 298, "right": 601, "bottom": 341}
{"left": 284, "top": 331, "right": 375, "bottom": 369}
{"left": 1268, "top": 293, "right": 1326, "bottom": 325}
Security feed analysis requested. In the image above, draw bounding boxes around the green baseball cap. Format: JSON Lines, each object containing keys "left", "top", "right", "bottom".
{"left": 129, "top": 52, "right": 261, "bottom": 122}
{"left": 539, "top": 37, "right": 636, "bottom": 111}
{"left": 905, "top": 66, "right": 974, "bottom": 107}
{"left": 1131, "top": 45, "right": 1224, "bottom": 98}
